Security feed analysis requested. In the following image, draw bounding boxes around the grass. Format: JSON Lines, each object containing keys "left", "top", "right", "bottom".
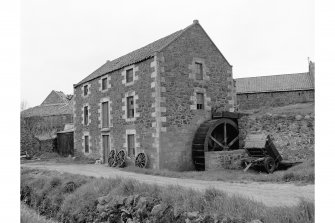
{"left": 21, "top": 167, "right": 314, "bottom": 223}
{"left": 21, "top": 203, "right": 58, "bottom": 223}
{"left": 121, "top": 159, "right": 314, "bottom": 184}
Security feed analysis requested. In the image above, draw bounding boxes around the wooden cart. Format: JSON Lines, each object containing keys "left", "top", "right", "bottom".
{"left": 241, "top": 133, "right": 282, "bottom": 173}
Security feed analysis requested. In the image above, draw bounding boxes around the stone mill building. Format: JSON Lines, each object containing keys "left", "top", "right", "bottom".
{"left": 73, "top": 20, "right": 236, "bottom": 170}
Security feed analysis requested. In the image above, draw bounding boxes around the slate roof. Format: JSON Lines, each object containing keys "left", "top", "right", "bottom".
{"left": 235, "top": 72, "right": 314, "bottom": 94}
{"left": 21, "top": 103, "right": 73, "bottom": 118}
{"left": 21, "top": 90, "right": 73, "bottom": 118}
{"left": 76, "top": 29, "right": 185, "bottom": 86}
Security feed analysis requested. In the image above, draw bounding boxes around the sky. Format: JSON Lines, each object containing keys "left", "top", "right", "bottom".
{"left": 21, "top": 0, "right": 314, "bottom": 108}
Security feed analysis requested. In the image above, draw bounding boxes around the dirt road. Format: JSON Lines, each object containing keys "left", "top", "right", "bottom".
{"left": 21, "top": 162, "right": 314, "bottom": 207}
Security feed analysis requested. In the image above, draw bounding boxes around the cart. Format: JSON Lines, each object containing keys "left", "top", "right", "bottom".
{"left": 241, "top": 133, "right": 282, "bottom": 173}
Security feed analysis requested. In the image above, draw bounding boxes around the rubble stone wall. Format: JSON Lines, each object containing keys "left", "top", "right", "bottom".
{"left": 205, "top": 149, "right": 246, "bottom": 170}
{"left": 237, "top": 90, "right": 314, "bottom": 110}
{"left": 238, "top": 113, "right": 314, "bottom": 161}
{"left": 158, "top": 23, "right": 234, "bottom": 170}
{"left": 74, "top": 58, "right": 158, "bottom": 168}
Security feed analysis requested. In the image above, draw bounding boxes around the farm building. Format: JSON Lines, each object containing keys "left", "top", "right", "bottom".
{"left": 21, "top": 90, "right": 74, "bottom": 153}
{"left": 235, "top": 61, "right": 315, "bottom": 110}
{"left": 73, "top": 20, "right": 237, "bottom": 171}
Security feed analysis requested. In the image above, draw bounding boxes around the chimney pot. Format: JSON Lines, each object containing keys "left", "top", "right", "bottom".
{"left": 193, "top": 19, "right": 199, "bottom": 24}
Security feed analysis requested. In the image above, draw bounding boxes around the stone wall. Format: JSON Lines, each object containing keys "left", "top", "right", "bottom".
{"left": 237, "top": 90, "right": 314, "bottom": 110}
{"left": 74, "top": 57, "right": 157, "bottom": 168}
{"left": 238, "top": 113, "right": 314, "bottom": 161}
{"left": 158, "top": 22, "right": 235, "bottom": 171}
{"left": 205, "top": 150, "right": 246, "bottom": 171}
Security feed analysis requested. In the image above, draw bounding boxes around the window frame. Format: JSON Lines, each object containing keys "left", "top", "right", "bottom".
{"left": 84, "top": 106, "right": 89, "bottom": 125}
{"left": 126, "top": 96, "right": 135, "bottom": 119}
{"left": 126, "top": 68, "right": 134, "bottom": 83}
{"left": 83, "top": 85, "right": 88, "bottom": 96}
{"left": 196, "top": 92, "right": 204, "bottom": 110}
{"left": 195, "top": 62, "right": 203, "bottom": 80}
{"left": 101, "top": 101, "right": 109, "bottom": 128}
{"left": 102, "top": 77, "right": 108, "bottom": 91}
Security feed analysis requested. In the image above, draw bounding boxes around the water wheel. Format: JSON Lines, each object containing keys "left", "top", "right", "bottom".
{"left": 135, "top": 152, "right": 148, "bottom": 168}
{"left": 192, "top": 118, "right": 239, "bottom": 170}
{"left": 115, "top": 150, "right": 126, "bottom": 168}
{"left": 108, "top": 149, "right": 116, "bottom": 167}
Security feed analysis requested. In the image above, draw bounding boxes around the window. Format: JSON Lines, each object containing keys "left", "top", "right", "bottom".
{"left": 84, "top": 85, "right": 88, "bottom": 96}
{"left": 127, "top": 134, "right": 135, "bottom": 157}
{"left": 196, "top": 93, "right": 204, "bottom": 110}
{"left": 84, "top": 106, "right": 88, "bottom": 125}
{"left": 126, "top": 68, "right": 134, "bottom": 83}
{"left": 102, "top": 77, "right": 107, "bottom": 90}
{"left": 102, "top": 101, "right": 109, "bottom": 128}
{"left": 195, "top": 62, "right": 203, "bottom": 80}
{"left": 84, "top": 135, "right": 89, "bottom": 153}
{"left": 127, "top": 96, "right": 134, "bottom": 118}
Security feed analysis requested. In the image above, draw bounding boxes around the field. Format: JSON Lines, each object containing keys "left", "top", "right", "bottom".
{"left": 21, "top": 167, "right": 314, "bottom": 223}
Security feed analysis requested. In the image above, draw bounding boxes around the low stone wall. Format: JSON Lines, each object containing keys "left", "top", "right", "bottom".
{"left": 238, "top": 112, "right": 314, "bottom": 161}
{"left": 205, "top": 149, "right": 246, "bottom": 171}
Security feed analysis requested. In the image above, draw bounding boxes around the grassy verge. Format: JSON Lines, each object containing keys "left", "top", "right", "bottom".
{"left": 121, "top": 159, "right": 314, "bottom": 184}
{"left": 21, "top": 203, "right": 58, "bottom": 223}
{"left": 21, "top": 167, "right": 314, "bottom": 223}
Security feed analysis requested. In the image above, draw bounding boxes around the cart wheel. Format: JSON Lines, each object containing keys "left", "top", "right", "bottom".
{"left": 135, "top": 152, "right": 148, "bottom": 168}
{"left": 264, "top": 157, "right": 276, "bottom": 173}
{"left": 115, "top": 150, "right": 126, "bottom": 168}
{"left": 108, "top": 149, "right": 116, "bottom": 167}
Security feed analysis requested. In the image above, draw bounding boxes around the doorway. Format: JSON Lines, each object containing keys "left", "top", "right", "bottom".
{"left": 102, "top": 135, "right": 110, "bottom": 164}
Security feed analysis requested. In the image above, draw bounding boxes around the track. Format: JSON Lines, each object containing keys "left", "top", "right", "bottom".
{"left": 21, "top": 162, "right": 314, "bottom": 207}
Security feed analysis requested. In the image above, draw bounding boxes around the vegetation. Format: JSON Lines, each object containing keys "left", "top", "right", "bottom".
{"left": 21, "top": 167, "right": 314, "bottom": 223}
{"left": 122, "top": 159, "right": 314, "bottom": 184}
{"left": 21, "top": 203, "right": 58, "bottom": 223}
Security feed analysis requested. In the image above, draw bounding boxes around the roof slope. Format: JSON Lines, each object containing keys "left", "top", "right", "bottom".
{"left": 22, "top": 90, "right": 73, "bottom": 118}
{"left": 21, "top": 103, "right": 73, "bottom": 118}
{"left": 235, "top": 72, "right": 314, "bottom": 94}
{"left": 76, "top": 29, "right": 186, "bottom": 86}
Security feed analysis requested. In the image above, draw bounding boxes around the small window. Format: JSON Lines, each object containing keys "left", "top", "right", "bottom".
{"left": 127, "top": 134, "right": 135, "bottom": 157}
{"left": 102, "top": 101, "right": 109, "bottom": 128}
{"left": 127, "top": 96, "right": 134, "bottom": 118}
{"left": 126, "top": 68, "right": 134, "bottom": 83}
{"left": 83, "top": 85, "right": 88, "bottom": 96}
{"left": 84, "top": 135, "right": 89, "bottom": 153}
{"left": 84, "top": 106, "right": 88, "bottom": 125}
{"left": 102, "top": 77, "right": 107, "bottom": 90}
{"left": 195, "top": 62, "right": 203, "bottom": 80}
{"left": 196, "top": 93, "right": 204, "bottom": 110}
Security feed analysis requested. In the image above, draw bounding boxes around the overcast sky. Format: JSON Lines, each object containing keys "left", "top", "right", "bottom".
{"left": 21, "top": 0, "right": 314, "bottom": 107}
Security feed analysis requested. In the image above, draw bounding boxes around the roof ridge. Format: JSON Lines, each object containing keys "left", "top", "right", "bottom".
{"left": 75, "top": 21, "right": 197, "bottom": 87}
{"left": 235, "top": 72, "right": 309, "bottom": 80}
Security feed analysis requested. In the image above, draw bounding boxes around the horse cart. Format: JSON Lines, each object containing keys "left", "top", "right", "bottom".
{"left": 241, "top": 133, "right": 283, "bottom": 173}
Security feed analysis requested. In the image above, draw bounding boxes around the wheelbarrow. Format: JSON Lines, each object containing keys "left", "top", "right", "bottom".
{"left": 241, "top": 133, "right": 282, "bottom": 173}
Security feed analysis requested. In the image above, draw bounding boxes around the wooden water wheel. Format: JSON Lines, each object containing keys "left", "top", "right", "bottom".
{"left": 192, "top": 118, "right": 239, "bottom": 170}
{"left": 135, "top": 152, "right": 148, "bottom": 168}
{"left": 115, "top": 149, "right": 126, "bottom": 168}
{"left": 108, "top": 149, "right": 116, "bottom": 167}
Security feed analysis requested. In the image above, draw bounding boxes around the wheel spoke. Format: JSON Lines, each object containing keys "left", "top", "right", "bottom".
{"left": 224, "top": 123, "right": 227, "bottom": 146}
{"left": 227, "top": 136, "right": 239, "bottom": 147}
{"left": 210, "top": 135, "right": 225, "bottom": 149}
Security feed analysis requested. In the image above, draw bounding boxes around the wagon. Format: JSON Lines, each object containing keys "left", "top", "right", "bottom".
{"left": 241, "top": 133, "right": 282, "bottom": 173}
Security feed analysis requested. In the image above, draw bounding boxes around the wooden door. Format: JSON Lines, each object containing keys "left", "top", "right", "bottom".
{"left": 102, "top": 135, "right": 110, "bottom": 164}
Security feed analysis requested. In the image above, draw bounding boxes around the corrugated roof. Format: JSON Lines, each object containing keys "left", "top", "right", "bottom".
{"left": 236, "top": 72, "right": 314, "bottom": 94}
{"left": 21, "top": 103, "right": 73, "bottom": 118}
{"left": 75, "top": 28, "right": 187, "bottom": 86}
